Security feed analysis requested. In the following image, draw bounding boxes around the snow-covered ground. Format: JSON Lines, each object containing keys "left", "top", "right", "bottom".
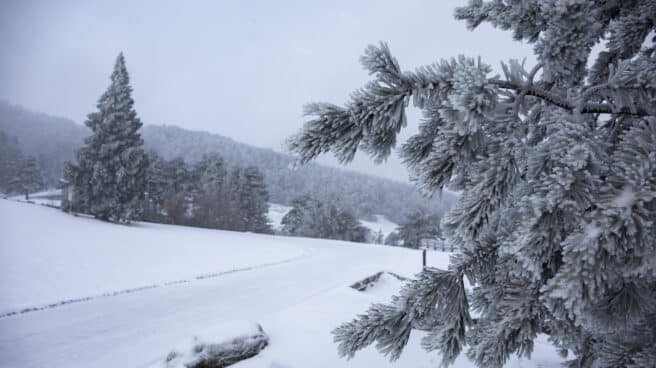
{"left": 8, "top": 188, "right": 62, "bottom": 207}
{"left": 267, "top": 203, "right": 293, "bottom": 231}
{"left": 0, "top": 199, "right": 561, "bottom": 368}
{"left": 359, "top": 214, "right": 398, "bottom": 238}
{"left": 0, "top": 199, "right": 305, "bottom": 314}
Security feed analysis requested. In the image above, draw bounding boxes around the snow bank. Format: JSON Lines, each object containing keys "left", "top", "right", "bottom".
{"left": 164, "top": 321, "right": 268, "bottom": 368}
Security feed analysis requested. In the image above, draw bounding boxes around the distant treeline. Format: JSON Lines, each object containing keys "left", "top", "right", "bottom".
{"left": 139, "top": 151, "right": 272, "bottom": 233}
{"left": 0, "top": 100, "right": 456, "bottom": 223}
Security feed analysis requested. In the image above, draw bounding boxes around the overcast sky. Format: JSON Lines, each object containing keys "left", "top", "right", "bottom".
{"left": 0, "top": 0, "right": 533, "bottom": 182}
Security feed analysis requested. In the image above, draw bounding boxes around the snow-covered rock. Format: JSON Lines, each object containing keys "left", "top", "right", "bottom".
{"left": 164, "top": 321, "right": 268, "bottom": 368}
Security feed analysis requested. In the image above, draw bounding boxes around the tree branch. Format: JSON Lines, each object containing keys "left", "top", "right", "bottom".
{"left": 489, "top": 79, "right": 652, "bottom": 116}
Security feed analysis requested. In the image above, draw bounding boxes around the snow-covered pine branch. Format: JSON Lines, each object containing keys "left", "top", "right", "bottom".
{"left": 291, "top": 42, "right": 655, "bottom": 169}
{"left": 289, "top": 1, "right": 656, "bottom": 367}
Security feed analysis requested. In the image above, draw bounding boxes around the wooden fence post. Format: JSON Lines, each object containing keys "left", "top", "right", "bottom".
{"left": 422, "top": 249, "right": 427, "bottom": 269}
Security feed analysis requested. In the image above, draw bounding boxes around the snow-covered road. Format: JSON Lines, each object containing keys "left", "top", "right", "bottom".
{"left": 0, "top": 240, "right": 422, "bottom": 368}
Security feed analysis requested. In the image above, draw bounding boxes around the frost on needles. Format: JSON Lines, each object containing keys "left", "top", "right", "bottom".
{"left": 289, "top": 1, "right": 656, "bottom": 367}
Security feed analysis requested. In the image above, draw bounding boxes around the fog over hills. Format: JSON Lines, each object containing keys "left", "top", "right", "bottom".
{"left": 0, "top": 100, "right": 455, "bottom": 222}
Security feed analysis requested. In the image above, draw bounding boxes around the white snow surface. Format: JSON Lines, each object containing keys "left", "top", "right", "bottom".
{"left": 357, "top": 214, "right": 399, "bottom": 238}
{"left": 267, "top": 203, "right": 293, "bottom": 231}
{"left": 0, "top": 199, "right": 304, "bottom": 314}
{"left": 0, "top": 199, "right": 562, "bottom": 368}
{"left": 8, "top": 188, "right": 62, "bottom": 207}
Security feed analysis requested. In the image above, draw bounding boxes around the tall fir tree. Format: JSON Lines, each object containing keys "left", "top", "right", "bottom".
{"left": 9, "top": 156, "right": 43, "bottom": 199}
{"left": 143, "top": 151, "right": 169, "bottom": 221}
{"left": 289, "top": 1, "right": 656, "bottom": 367}
{"left": 192, "top": 152, "right": 228, "bottom": 228}
{"left": 0, "top": 132, "right": 22, "bottom": 193}
{"left": 239, "top": 166, "right": 273, "bottom": 234}
{"left": 65, "top": 53, "right": 148, "bottom": 222}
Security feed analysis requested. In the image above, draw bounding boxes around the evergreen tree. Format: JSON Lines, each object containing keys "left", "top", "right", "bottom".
{"left": 225, "top": 167, "right": 245, "bottom": 231}
{"left": 0, "top": 132, "right": 22, "bottom": 193}
{"left": 280, "top": 194, "right": 317, "bottom": 235}
{"left": 395, "top": 210, "right": 442, "bottom": 249}
{"left": 9, "top": 156, "right": 43, "bottom": 199}
{"left": 143, "top": 151, "right": 169, "bottom": 221}
{"left": 239, "top": 166, "right": 273, "bottom": 234}
{"left": 65, "top": 53, "right": 148, "bottom": 222}
{"left": 289, "top": 2, "right": 656, "bottom": 367}
{"left": 384, "top": 231, "right": 401, "bottom": 247}
{"left": 191, "top": 152, "right": 228, "bottom": 228}
{"left": 282, "top": 194, "right": 369, "bottom": 242}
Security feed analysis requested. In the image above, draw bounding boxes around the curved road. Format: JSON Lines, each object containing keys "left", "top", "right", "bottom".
{"left": 0, "top": 239, "right": 421, "bottom": 368}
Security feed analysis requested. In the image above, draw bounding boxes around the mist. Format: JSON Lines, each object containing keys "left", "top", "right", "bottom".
{"left": 0, "top": 0, "right": 531, "bottom": 181}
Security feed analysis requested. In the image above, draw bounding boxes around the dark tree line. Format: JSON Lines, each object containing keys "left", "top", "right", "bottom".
{"left": 281, "top": 194, "right": 369, "bottom": 242}
{"left": 144, "top": 151, "right": 272, "bottom": 233}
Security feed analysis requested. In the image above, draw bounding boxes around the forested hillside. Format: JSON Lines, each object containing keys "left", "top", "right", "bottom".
{"left": 0, "top": 101, "right": 455, "bottom": 222}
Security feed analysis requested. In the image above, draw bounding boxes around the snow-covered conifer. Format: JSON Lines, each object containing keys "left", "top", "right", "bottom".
{"left": 282, "top": 194, "right": 368, "bottom": 242}
{"left": 395, "top": 210, "right": 441, "bottom": 249}
{"left": 65, "top": 53, "right": 148, "bottom": 222}
{"left": 9, "top": 156, "right": 43, "bottom": 199}
{"left": 192, "top": 152, "right": 228, "bottom": 228}
{"left": 239, "top": 166, "right": 272, "bottom": 234}
{"left": 289, "top": 2, "right": 656, "bottom": 367}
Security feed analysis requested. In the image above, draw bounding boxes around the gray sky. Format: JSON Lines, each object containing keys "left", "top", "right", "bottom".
{"left": 0, "top": 0, "right": 532, "bottom": 182}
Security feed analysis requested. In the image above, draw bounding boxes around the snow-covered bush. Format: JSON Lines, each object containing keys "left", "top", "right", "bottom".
{"left": 164, "top": 322, "right": 268, "bottom": 368}
{"left": 289, "top": 1, "right": 656, "bottom": 367}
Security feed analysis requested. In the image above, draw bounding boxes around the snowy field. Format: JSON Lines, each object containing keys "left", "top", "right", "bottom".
{"left": 0, "top": 199, "right": 561, "bottom": 367}
{"left": 0, "top": 199, "right": 305, "bottom": 314}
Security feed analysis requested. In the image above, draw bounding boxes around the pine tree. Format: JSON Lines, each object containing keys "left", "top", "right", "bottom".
{"left": 395, "top": 210, "right": 442, "bottom": 249}
{"left": 289, "top": 2, "right": 656, "bottom": 367}
{"left": 282, "top": 194, "right": 368, "bottom": 242}
{"left": 143, "top": 151, "right": 169, "bottom": 221}
{"left": 0, "top": 132, "right": 22, "bottom": 193}
{"left": 191, "top": 152, "right": 228, "bottom": 228}
{"left": 240, "top": 166, "right": 273, "bottom": 234}
{"left": 65, "top": 53, "right": 148, "bottom": 222}
{"left": 281, "top": 194, "right": 316, "bottom": 235}
{"left": 9, "top": 156, "right": 43, "bottom": 199}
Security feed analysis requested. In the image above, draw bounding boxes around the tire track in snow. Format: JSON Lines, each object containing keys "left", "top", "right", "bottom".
{"left": 0, "top": 248, "right": 313, "bottom": 319}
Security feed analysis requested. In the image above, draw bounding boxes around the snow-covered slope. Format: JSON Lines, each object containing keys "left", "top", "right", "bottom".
{"left": 359, "top": 214, "right": 398, "bottom": 238}
{"left": 267, "top": 203, "right": 293, "bottom": 231}
{"left": 0, "top": 199, "right": 561, "bottom": 368}
{"left": 0, "top": 199, "right": 304, "bottom": 314}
